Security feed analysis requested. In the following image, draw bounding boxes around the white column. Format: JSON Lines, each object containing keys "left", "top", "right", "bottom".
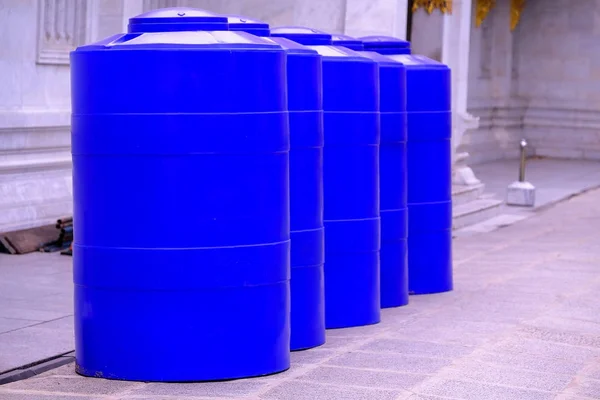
{"left": 394, "top": 0, "right": 409, "bottom": 39}
{"left": 410, "top": 1, "right": 480, "bottom": 185}
{"left": 441, "top": 0, "right": 481, "bottom": 186}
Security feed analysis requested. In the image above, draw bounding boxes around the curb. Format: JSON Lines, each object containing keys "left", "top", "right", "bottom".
{"left": 0, "top": 352, "right": 75, "bottom": 385}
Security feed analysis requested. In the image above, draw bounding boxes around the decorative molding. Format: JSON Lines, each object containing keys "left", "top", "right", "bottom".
{"left": 524, "top": 106, "right": 600, "bottom": 131}
{"left": 0, "top": 109, "right": 70, "bottom": 130}
{"left": 0, "top": 125, "right": 71, "bottom": 174}
{"left": 412, "top": 0, "right": 452, "bottom": 14}
{"left": 475, "top": 0, "right": 495, "bottom": 27}
{"left": 468, "top": 101, "right": 525, "bottom": 130}
{"left": 465, "top": 98, "right": 600, "bottom": 164}
{"left": 0, "top": 150, "right": 72, "bottom": 174}
{"left": 510, "top": 0, "right": 525, "bottom": 31}
{"left": 36, "top": 0, "right": 97, "bottom": 65}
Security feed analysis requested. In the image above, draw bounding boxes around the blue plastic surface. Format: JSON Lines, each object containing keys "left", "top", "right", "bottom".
{"left": 273, "top": 37, "right": 326, "bottom": 350}
{"left": 361, "top": 35, "right": 411, "bottom": 55}
{"left": 224, "top": 18, "right": 326, "bottom": 350}
{"left": 224, "top": 15, "right": 270, "bottom": 36}
{"left": 272, "top": 26, "right": 381, "bottom": 329}
{"left": 128, "top": 7, "right": 228, "bottom": 32}
{"left": 331, "top": 33, "right": 364, "bottom": 51}
{"left": 71, "top": 26, "right": 290, "bottom": 381}
{"left": 383, "top": 54, "right": 453, "bottom": 295}
{"left": 358, "top": 51, "right": 408, "bottom": 308}
{"left": 271, "top": 26, "right": 334, "bottom": 46}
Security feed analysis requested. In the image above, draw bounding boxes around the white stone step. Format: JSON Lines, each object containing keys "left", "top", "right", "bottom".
{"left": 452, "top": 197, "right": 503, "bottom": 230}
{"left": 452, "top": 183, "right": 485, "bottom": 207}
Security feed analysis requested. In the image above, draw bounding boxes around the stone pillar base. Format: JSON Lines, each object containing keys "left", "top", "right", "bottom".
{"left": 453, "top": 152, "right": 481, "bottom": 186}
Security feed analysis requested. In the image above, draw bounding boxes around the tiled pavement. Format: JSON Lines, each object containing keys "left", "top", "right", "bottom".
{"left": 2, "top": 188, "right": 600, "bottom": 399}
{"left": 0, "top": 252, "right": 72, "bottom": 373}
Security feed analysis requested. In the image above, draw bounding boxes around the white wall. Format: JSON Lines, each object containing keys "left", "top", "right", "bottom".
{"left": 514, "top": 0, "right": 600, "bottom": 160}
{"left": 465, "top": 0, "right": 600, "bottom": 164}
{"left": 464, "top": 0, "right": 522, "bottom": 165}
{"left": 0, "top": 0, "right": 409, "bottom": 232}
{"left": 0, "top": 0, "right": 75, "bottom": 232}
{"left": 186, "top": 0, "right": 406, "bottom": 36}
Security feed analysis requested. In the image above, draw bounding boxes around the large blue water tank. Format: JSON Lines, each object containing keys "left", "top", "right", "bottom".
{"left": 71, "top": 8, "right": 291, "bottom": 381}
{"left": 226, "top": 16, "right": 326, "bottom": 351}
{"left": 331, "top": 33, "right": 364, "bottom": 51}
{"left": 331, "top": 34, "right": 409, "bottom": 307}
{"left": 361, "top": 35, "right": 412, "bottom": 55}
{"left": 358, "top": 51, "right": 409, "bottom": 308}
{"left": 367, "top": 50, "right": 452, "bottom": 295}
{"left": 271, "top": 26, "right": 381, "bottom": 329}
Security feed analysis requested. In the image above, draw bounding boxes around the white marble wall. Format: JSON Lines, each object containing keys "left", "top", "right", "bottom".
{"left": 0, "top": 0, "right": 80, "bottom": 232}
{"left": 187, "top": 0, "right": 406, "bottom": 36}
{"left": 344, "top": 0, "right": 408, "bottom": 38}
{"left": 465, "top": 0, "right": 600, "bottom": 164}
{"left": 1, "top": 0, "right": 411, "bottom": 232}
{"left": 513, "top": 0, "right": 600, "bottom": 160}
{"left": 97, "top": 0, "right": 125, "bottom": 39}
{"left": 410, "top": 9, "right": 445, "bottom": 61}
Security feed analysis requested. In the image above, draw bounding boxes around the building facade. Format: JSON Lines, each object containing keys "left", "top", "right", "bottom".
{"left": 1, "top": 0, "right": 597, "bottom": 232}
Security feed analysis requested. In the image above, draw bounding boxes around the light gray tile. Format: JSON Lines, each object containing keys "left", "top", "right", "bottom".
{"left": 261, "top": 380, "right": 402, "bottom": 400}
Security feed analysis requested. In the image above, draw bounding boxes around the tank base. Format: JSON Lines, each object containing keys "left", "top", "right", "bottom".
{"left": 380, "top": 239, "right": 409, "bottom": 308}
{"left": 324, "top": 251, "right": 381, "bottom": 329}
{"left": 290, "top": 263, "right": 326, "bottom": 351}
{"left": 407, "top": 230, "right": 453, "bottom": 295}
{"left": 75, "top": 363, "right": 290, "bottom": 383}
{"left": 74, "top": 282, "right": 290, "bottom": 382}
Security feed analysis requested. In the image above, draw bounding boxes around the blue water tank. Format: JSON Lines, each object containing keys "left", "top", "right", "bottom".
{"left": 331, "top": 33, "right": 364, "bottom": 51}
{"left": 357, "top": 50, "right": 409, "bottom": 308}
{"left": 225, "top": 15, "right": 271, "bottom": 36}
{"left": 336, "top": 32, "right": 408, "bottom": 307}
{"left": 225, "top": 16, "right": 326, "bottom": 351}
{"left": 271, "top": 26, "right": 381, "bottom": 329}
{"left": 369, "top": 52, "right": 452, "bottom": 295}
{"left": 71, "top": 8, "right": 291, "bottom": 381}
{"left": 361, "top": 35, "right": 412, "bottom": 55}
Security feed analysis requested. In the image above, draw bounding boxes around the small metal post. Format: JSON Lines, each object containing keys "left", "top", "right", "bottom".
{"left": 518, "top": 139, "right": 527, "bottom": 182}
{"left": 507, "top": 138, "right": 535, "bottom": 207}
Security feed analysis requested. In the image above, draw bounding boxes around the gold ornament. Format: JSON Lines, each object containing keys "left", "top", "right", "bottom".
{"left": 475, "top": 0, "right": 496, "bottom": 27}
{"left": 510, "top": 0, "right": 526, "bottom": 30}
{"left": 412, "top": 0, "right": 453, "bottom": 15}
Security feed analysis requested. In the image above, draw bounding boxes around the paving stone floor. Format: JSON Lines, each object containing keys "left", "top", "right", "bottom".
{"left": 2, "top": 188, "right": 600, "bottom": 399}
{"left": 0, "top": 252, "right": 72, "bottom": 373}
{"left": 456, "top": 158, "right": 600, "bottom": 236}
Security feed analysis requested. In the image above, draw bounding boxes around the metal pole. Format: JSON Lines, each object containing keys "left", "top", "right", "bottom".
{"left": 519, "top": 139, "right": 527, "bottom": 182}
